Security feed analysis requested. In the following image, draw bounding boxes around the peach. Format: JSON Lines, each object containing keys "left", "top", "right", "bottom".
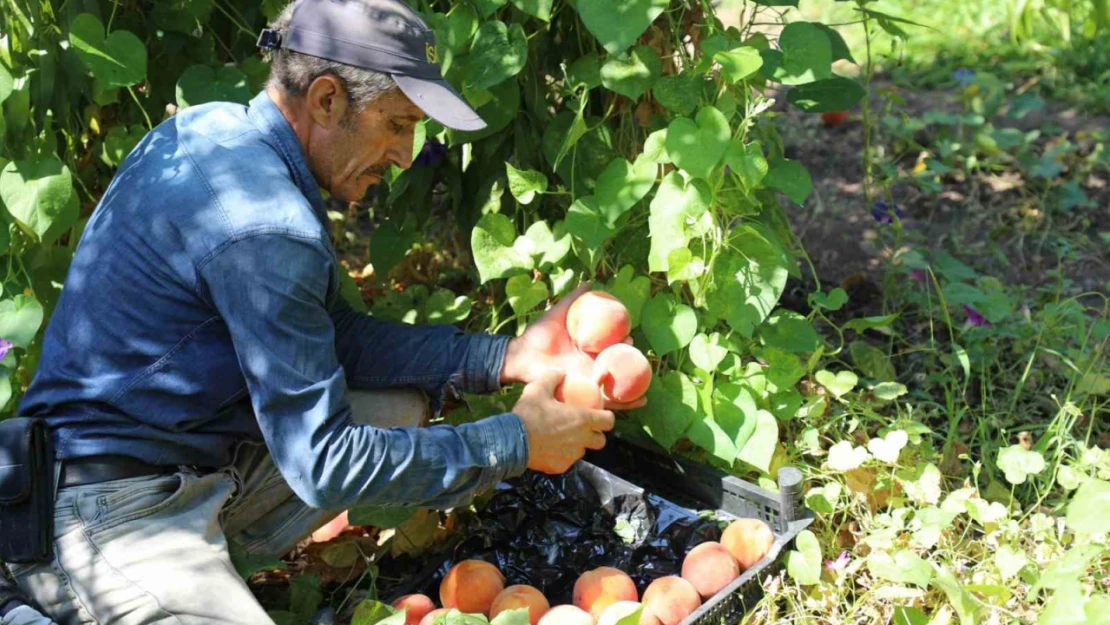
{"left": 573, "top": 567, "right": 638, "bottom": 619}
{"left": 419, "top": 608, "right": 449, "bottom": 625}
{"left": 491, "top": 585, "right": 551, "bottom": 625}
{"left": 681, "top": 542, "right": 739, "bottom": 599}
{"left": 538, "top": 605, "right": 595, "bottom": 625}
{"left": 641, "top": 577, "right": 701, "bottom": 625}
{"left": 392, "top": 595, "right": 436, "bottom": 625}
{"left": 555, "top": 373, "right": 604, "bottom": 409}
{"left": 591, "top": 344, "right": 651, "bottom": 403}
{"left": 721, "top": 518, "right": 775, "bottom": 571}
{"left": 566, "top": 291, "right": 631, "bottom": 353}
{"left": 596, "top": 601, "right": 661, "bottom": 625}
{"left": 440, "top": 559, "right": 505, "bottom": 615}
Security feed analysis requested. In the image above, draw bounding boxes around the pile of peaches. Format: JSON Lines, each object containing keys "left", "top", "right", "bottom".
{"left": 556, "top": 291, "right": 651, "bottom": 408}
{"left": 390, "top": 517, "right": 776, "bottom": 625}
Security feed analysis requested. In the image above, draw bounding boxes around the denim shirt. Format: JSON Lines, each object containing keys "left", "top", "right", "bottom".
{"left": 18, "top": 91, "right": 529, "bottom": 510}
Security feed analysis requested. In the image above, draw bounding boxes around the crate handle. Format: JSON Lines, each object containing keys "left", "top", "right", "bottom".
{"left": 777, "top": 466, "right": 804, "bottom": 524}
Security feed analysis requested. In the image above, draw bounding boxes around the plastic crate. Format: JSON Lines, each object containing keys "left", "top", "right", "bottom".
{"left": 582, "top": 435, "right": 814, "bottom": 625}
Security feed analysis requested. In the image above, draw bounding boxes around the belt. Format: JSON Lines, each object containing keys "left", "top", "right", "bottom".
{"left": 59, "top": 455, "right": 178, "bottom": 489}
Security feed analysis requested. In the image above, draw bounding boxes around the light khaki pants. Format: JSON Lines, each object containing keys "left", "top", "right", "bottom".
{"left": 5, "top": 389, "right": 429, "bottom": 625}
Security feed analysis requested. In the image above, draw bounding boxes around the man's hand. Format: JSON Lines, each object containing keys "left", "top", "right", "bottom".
{"left": 500, "top": 284, "right": 646, "bottom": 411}
{"left": 513, "top": 370, "right": 615, "bottom": 474}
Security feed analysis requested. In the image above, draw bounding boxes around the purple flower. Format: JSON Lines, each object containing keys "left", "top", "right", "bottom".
{"left": 953, "top": 68, "right": 976, "bottom": 87}
{"left": 871, "top": 200, "right": 905, "bottom": 224}
{"left": 826, "top": 551, "right": 850, "bottom": 573}
{"left": 413, "top": 140, "right": 447, "bottom": 168}
{"left": 0, "top": 338, "right": 11, "bottom": 361}
{"left": 911, "top": 269, "right": 928, "bottom": 283}
{"left": 963, "top": 305, "right": 991, "bottom": 327}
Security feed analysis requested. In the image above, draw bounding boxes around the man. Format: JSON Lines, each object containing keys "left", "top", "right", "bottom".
{"left": 1, "top": 0, "right": 641, "bottom": 622}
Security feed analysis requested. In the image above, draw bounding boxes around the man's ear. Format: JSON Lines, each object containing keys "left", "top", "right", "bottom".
{"left": 305, "top": 75, "right": 348, "bottom": 128}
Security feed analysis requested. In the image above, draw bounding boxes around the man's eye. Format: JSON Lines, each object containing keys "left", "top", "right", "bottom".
{"left": 391, "top": 121, "right": 406, "bottom": 133}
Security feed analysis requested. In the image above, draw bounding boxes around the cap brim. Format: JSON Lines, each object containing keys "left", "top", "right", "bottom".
{"left": 393, "top": 74, "right": 487, "bottom": 132}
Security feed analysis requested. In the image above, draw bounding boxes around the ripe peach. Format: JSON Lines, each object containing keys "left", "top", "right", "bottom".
{"left": 440, "top": 559, "right": 505, "bottom": 615}
{"left": 681, "top": 542, "right": 740, "bottom": 599}
{"left": 566, "top": 291, "right": 631, "bottom": 353}
{"left": 538, "top": 605, "right": 595, "bottom": 625}
{"left": 596, "top": 601, "right": 661, "bottom": 625}
{"left": 419, "top": 608, "right": 449, "bottom": 625}
{"left": 555, "top": 373, "right": 605, "bottom": 409}
{"left": 641, "top": 576, "right": 701, "bottom": 625}
{"left": 392, "top": 595, "right": 436, "bottom": 625}
{"left": 573, "top": 567, "right": 638, "bottom": 619}
{"left": 491, "top": 585, "right": 551, "bottom": 625}
{"left": 721, "top": 518, "right": 775, "bottom": 571}
{"left": 592, "top": 344, "right": 651, "bottom": 403}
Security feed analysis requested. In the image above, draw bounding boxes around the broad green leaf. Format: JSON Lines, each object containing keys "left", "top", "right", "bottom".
{"left": 869, "top": 550, "right": 933, "bottom": 588}
{"left": 872, "top": 382, "right": 908, "bottom": 401}
{"left": 600, "top": 45, "right": 661, "bottom": 100}
{"left": 605, "top": 265, "right": 651, "bottom": 329}
{"left": 997, "top": 445, "right": 1046, "bottom": 485}
{"left": 370, "top": 220, "right": 417, "bottom": 281}
{"left": 443, "top": 611, "right": 488, "bottom": 625}
{"left": 815, "top": 24, "right": 855, "bottom": 63}
{"left": 642, "top": 129, "right": 671, "bottom": 164}
{"left": 1085, "top": 595, "right": 1110, "bottom": 625}
{"left": 448, "top": 76, "right": 520, "bottom": 144}
{"left": 760, "top": 346, "right": 806, "bottom": 389}
{"left": 321, "top": 541, "right": 363, "bottom": 568}
{"left": 816, "top": 370, "right": 857, "bottom": 398}
{"left": 713, "top": 382, "right": 759, "bottom": 452}
{"left": 641, "top": 292, "right": 697, "bottom": 356}
{"left": 647, "top": 173, "right": 710, "bottom": 272}
{"left": 708, "top": 228, "right": 790, "bottom": 337}
{"left": 596, "top": 155, "right": 657, "bottom": 224}
{"left": 805, "top": 482, "right": 842, "bottom": 514}
{"left": 506, "top": 274, "right": 549, "bottom": 315}
{"left": 786, "top": 530, "right": 821, "bottom": 585}
{"left": 690, "top": 332, "right": 729, "bottom": 373}
{"left": 849, "top": 340, "right": 896, "bottom": 381}
{"left": 666, "top": 248, "right": 704, "bottom": 285}
{"left": 567, "top": 53, "right": 602, "bottom": 90}
{"left": 1066, "top": 478, "right": 1110, "bottom": 534}
{"left": 737, "top": 409, "right": 777, "bottom": 472}
{"left": 471, "top": 213, "right": 532, "bottom": 283}
{"left": 490, "top": 607, "right": 533, "bottom": 625}
{"left": 724, "top": 140, "right": 769, "bottom": 192}
{"left": 289, "top": 575, "right": 323, "bottom": 625}
{"left": 893, "top": 607, "right": 928, "bottom": 625}
{"left": 471, "top": 0, "right": 508, "bottom": 18}
{"left": 505, "top": 162, "right": 548, "bottom": 204}
{"left": 576, "top": 0, "right": 670, "bottom": 55}
{"left": 828, "top": 441, "right": 870, "bottom": 472}
{"left": 899, "top": 463, "right": 943, "bottom": 505}
{"left": 566, "top": 196, "right": 619, "bottom": 249}
{"left": 665, "top": 106, "right": 730, "bottom": 180}
{"left": 466, "top": 21, "right": 528, "bottom": 91}
{"left": 764, "top": 158, "right": 812, "bottom": 205}
{"left": 422, "top": 290, "right": 472, "bottom": 324}
{"left": 760, "top": 310, "right": 819, "bottom": 353}
{"left": 653, "top": 74, "right": 700, "bottom": 115}
{"left": 1035, "top": 544, "right": 1103, "bottom": 594}
{"left": 1, "top": 157, "right": 76, "bottom": 242}
{"left": 1039, "top": 582, "right": 1090, "bottom": 625}
{"left": 931, "top": 565, "right": 983, "bottom": 625}
{"left": 509, "top": 0, "right": 553, "bottom": 20}
{"left": 228, "top": 541, "right": 286, "bottom": 580}
{"left": 685, "top": 410, "right": 738, "bottom": 465}
{"left": 100, "top": 124, "right": 146, "bottom": 167}
{"left": 715, "top": 46, "right": 763, "bottom": 83}
{"left": 69, "top": 14, "right": 147, "bottom": 88}
{"left": 352, "top": 600, "right": 401, "bottom": 625}
{"left": 633, "top": 371, "right": 698, "bottom": 450}
{"left": 0, "top": 64, "right": 13, "bottom": 104}
{"left": 521, "top": 220, "right": 571, "bottom": 269}
{"left": 347, "top": 505, "right": 416, "bottom": 529}
{"left": 844, "top": 314, "right": 899, "bottom": 336}
{"left": 0, "top": 376, "right": 11, "bottom": 411}
{"left": 775, "top": 22, "right": 833, "bottom": 85}
{"left": 175, "top": 64, "right": 251, "bottom": 108}
{"left": 994, "top": 545, "right": 1029, "bottom": 582}
{"left": 787, "top": 76, "right": 866, "bottom": 112}
{"left": 810, "top": 288, "right": 847, "bottom": 311}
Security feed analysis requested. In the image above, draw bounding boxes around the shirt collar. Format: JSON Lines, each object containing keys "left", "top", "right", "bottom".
{"left": 247, "top": 90, "right": 328, "bottom": 222}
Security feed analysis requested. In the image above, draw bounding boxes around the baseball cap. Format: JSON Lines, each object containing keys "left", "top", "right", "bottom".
{"left": 257, "top": 0, "right": 486, "bottom": 131}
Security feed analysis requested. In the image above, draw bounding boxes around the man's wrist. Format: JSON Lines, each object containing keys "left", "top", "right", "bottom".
{"left": 499, "top": 336, "right": 527, "bottom": 386}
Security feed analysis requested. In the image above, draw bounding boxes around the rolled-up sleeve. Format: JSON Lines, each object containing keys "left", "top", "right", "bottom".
{"left": 196, "top": 232, "right": 528, "bottom": 510}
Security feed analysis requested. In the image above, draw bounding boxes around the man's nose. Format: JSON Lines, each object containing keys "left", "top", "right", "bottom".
{"left": 389, "top": 136, "right": 415, "bottom": 170}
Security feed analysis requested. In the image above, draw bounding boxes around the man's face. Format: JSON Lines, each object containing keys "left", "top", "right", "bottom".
{"left": 308, "top": 86, "right": 424, "bottom": 202}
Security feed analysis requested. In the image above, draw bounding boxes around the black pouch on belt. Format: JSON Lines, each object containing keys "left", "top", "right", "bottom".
{"left": 0, "top": 418, "right": 55, "bottom": 563}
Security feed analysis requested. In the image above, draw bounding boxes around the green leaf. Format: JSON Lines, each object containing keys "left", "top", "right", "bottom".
{"left": 576, "top": 0, "right": 670, "bottom": 55}
{"left": 737, "top": 408, "right": 777, "bottom": 472}
{"left": 1039, "top": 582, "right": 1090, "bottom": 625}
{"left": 849, "top": 340, "right": 895, "bottom": 381}
{"left": 606, "top": 265, "right": 651, "bottom": 329}
{"left": 509, "top": 0, "right": 553, "bottom": 20}
{"left": 787, "top": 76, "right": 867, "bottom": 113}
{"left": 471, "top": 213, "right": 532, "bottom": 283}
{"left": 931, "top": 565, "right": 983, "bottom": 625}
{"left": 228, "top": 541, "right": 286, "bottom": 580}
{"left": 490, "top": 607, "right": 533, "bottom": 625}
{"left": 764, "top": 158, "right": 812, "bottom": 205}
{"left": 713, "top": 383, "right": 759, "bottom": 452}
{"left": 175, "top": 64, "right": 251, "bottom": 108}
{"left": 759, "top": 310, "right": 819, "bottom": 353}
{"left": 786, "top": 530, "right": 821, "bottom": 585}
{"left": 633, "top": 371, "right": 698, "bottom": 450}
{"left": 652, "top": 74, "right": 700, "bottom": 115}
{"left": 775, "top": 22, "right": 833, "bottom": 85}
{"left": 347, "top": 505, "right": 416, "bottom": 529}
{"left": 641, "top": 292, "right": 697, "bottom": 356}
{"left": 810, "top": 288, "right": 847, "bottom": 311}
{"left": 466, "top": 21, "right": 528, "bottom": 91}
{"left": 506, "top": 274, "right": 549, "bottom": 315}
{"left": 1035, "top": 544, "right": 1103, "bottom": 594}
{"left": 690, "top": 332, "right": 729, "bottom": 373}
{"left": 815, "top": 370, "right": 857, "bottom": 398}
{"left": 868, "top": 550, "right": 933, "bottom": 588}
{"left": 521, "top": 220, "right": 571, "bottom": 269}
{"left": 708, "top": 228, "right": 790, "bottom": 337}
{"left": 997, "top": 445, "right": 1046, "bottom": 485}
{"left": 815, "top": 24, "right": 855, "bottom": 63}
{"left": 422, "top": 289, "right": 473, "bottom": 324}
{"left": 665, "top": 106, "right": 730, "bottom": 180}
{"left": 69, "top": 14, "right": 147, "bottom": 89}
{"left": 596, "top": 155, "right": 657, "bottom": 225}
{"left": 724, "top": 140, "right": 769, "bottom": 193}
{"left": 647, "top": 173, "right": 710, "bottom": 273}
{"left": 1, "top": 156, "right": 76, "bottom": 242}
{"left": 566, "top": 196, "right": 618, "bottom": 249}
{"left": 448, "top": 74, "right": 520, "bottom": 145}
{"left": 0, "top": 64, "right": 13, "bottom": 104}
{"left": 642, "top": 129, "right": 671, "bottom": 164}
{"left": 321, "top": 541, "right": 363, "bottom": 568}
{"left": 893, "top": 607, "right": 929, "bottom": 625}
{"left": 843, "top": 314, "right": 899, "bottom": 336}
{"left": 444, "top": 610, "right": 491, "bottom": 625}
{"left": 471, "top": 0, "right": 508, "bottom": 18}
{"left": 685, "top": 410, "right": 738, "bottom": 466}
{"left": 760, "top": 346, "right": 806, "bottom": 389}
{"left": 352, "top": 600, "right": 404, "bottom": 625}
{"left": 715, "top": 46, "right": 763, "bottom": 83}
{"left": 567, "top": 53, "right": 603, "bottom": 90}
{"left": 994, "top": 545, "right": 1029, "bottom": 582}
{"left": 505, "top": 163, "right": 547, "bottom": 204}
{"left": 100, "top": 124, "right": 146, "bottom": 167}
{"left": 872, "top": 382, "right": 908, "bottom": 401}
{"left": 289, "top": 575, "right": 323, "bottom": 625}
{"left": 600, "top": 45, "right": 661, "bottom": 100}
{"left": 1067, "top": 478, "right": 1110, "bottom": 534}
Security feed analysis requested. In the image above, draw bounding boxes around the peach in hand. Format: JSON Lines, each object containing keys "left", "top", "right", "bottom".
{"left": 591, "top": 344, "right": 651, "bottom": 403}
{"left": 566, "top": 291, "right": 631, "bottom": 354}
{"left": 555, "top": 372, "right": 605, "bottom": 409}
